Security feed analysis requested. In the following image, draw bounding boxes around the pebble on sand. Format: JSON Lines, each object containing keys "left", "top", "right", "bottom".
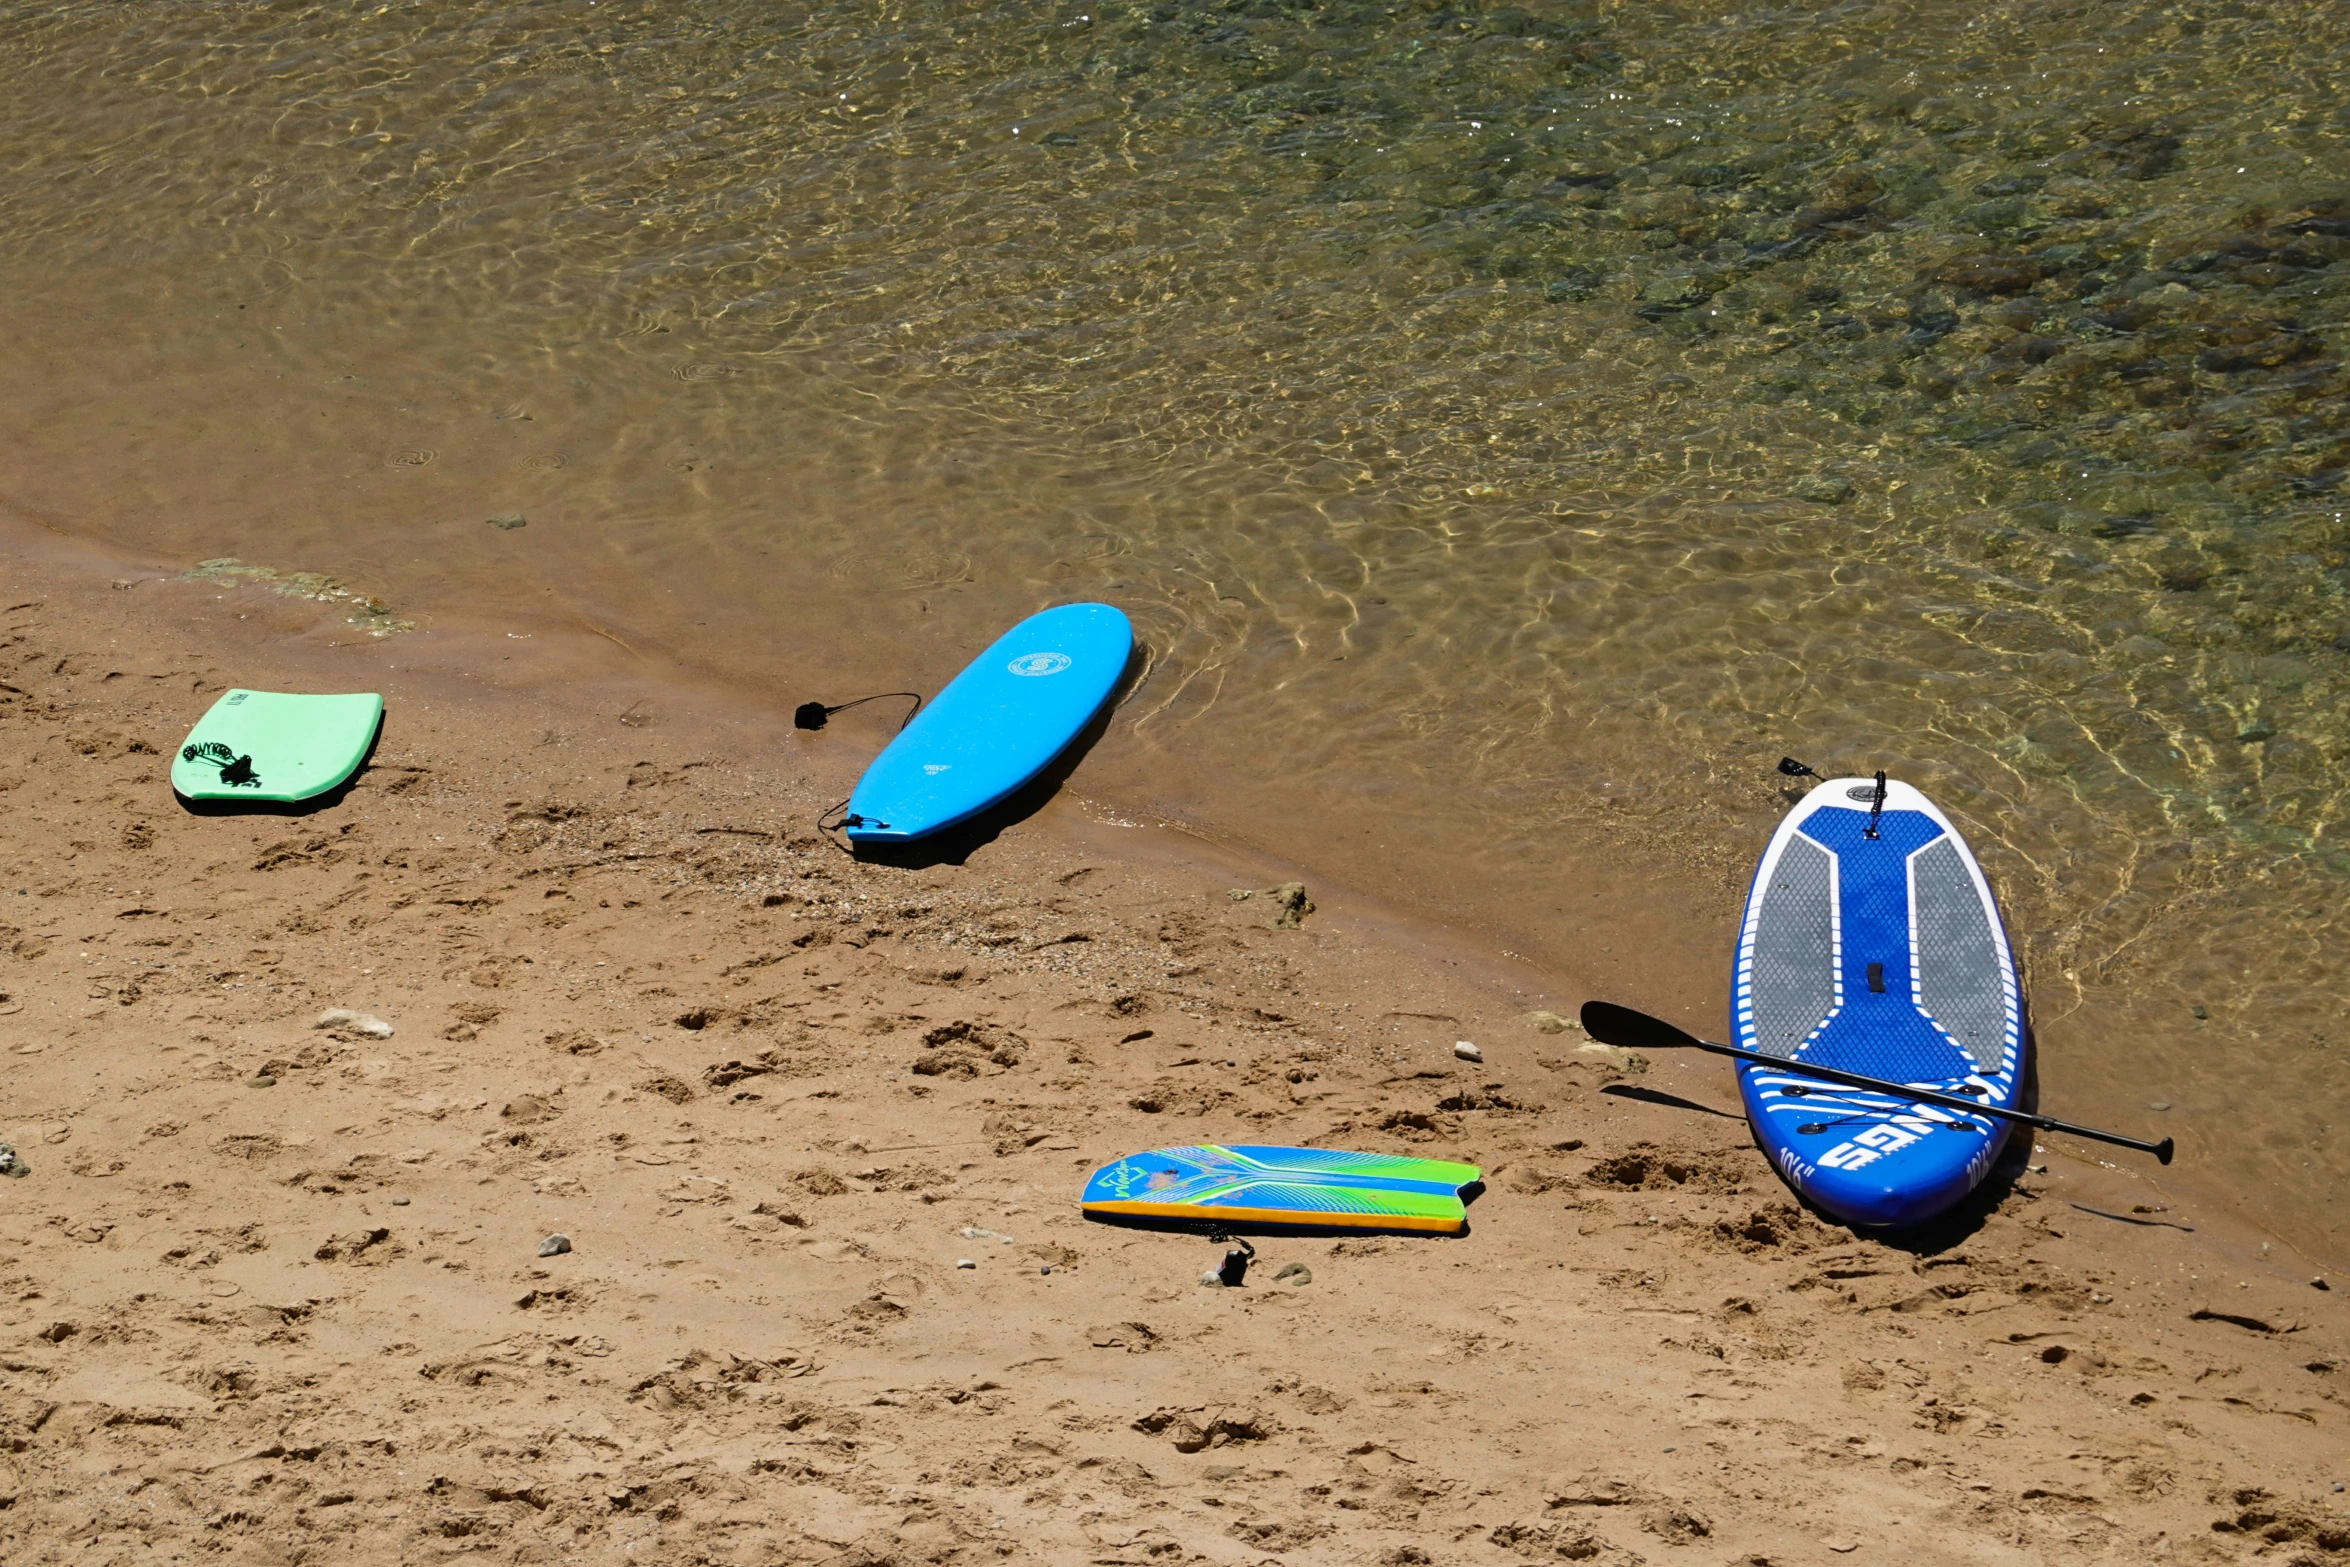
{"left": 1454, "top": 1040, "right": 1483, "bottom": 1063}
{"left": 246, "top": 1074, "right": 277, "bottom": 1089}
{"left": 538, "top": 1234, "right": 572, "bottom": 1257}
{"left": 317, "top": 1008, "right": 395, "bottom": 1038}
{"left": 391, "top": 1196, "right": 410, "bottom": 1206}
{"left": 956, "top": 1257, "right": 976, "bottom": 1269}
{"left": 0, "top": 1142, "right": 26, "bottom": 1179}
{"left": 1199, "top": 1270, "right": 1225, "bottom": 1287}
{"left": 487, "top": 513, "right": 528, "bottom": 530}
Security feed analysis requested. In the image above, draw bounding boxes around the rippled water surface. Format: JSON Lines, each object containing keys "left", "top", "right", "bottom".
{"left": 1, "top": 1, "right": 2344, "bottom": 1243}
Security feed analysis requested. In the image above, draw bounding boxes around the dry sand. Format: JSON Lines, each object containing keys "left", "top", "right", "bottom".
{"left": 1, "top": 523, "right": 2344, "bottom": 1565}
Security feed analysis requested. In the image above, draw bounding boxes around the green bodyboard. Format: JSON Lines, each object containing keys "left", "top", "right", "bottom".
{"left": 171, "top": 690, "right": 383, "bottom": 803}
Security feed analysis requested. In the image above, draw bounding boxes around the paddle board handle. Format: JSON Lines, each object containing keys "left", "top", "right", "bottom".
{"left": 1580, "top": 1001, "right": 2175, "bottom": 1165}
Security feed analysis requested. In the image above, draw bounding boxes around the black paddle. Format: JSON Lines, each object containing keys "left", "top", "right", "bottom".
{"left": 1579, "top": 1001, "right": 2174, "bottom": 1165}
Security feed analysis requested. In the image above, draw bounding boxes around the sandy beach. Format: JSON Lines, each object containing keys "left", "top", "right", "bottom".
{"left": 1, "top": 519, "right": 2344, "bottom": 1565}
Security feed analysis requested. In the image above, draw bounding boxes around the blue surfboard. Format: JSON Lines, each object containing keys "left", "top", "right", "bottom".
{"left": 1732, "top": 776, "right": 2025, "bottom": 1229}
{"left": 842, "top": 602, "right": 1132, "bottom": 845}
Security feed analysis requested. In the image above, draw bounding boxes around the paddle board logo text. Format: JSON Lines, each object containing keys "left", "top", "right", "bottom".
{"left": 1006, "top": 651, "right": 1072, "bottom": 677}
{"left": 182, "top": 741, "right": 261, "bottom": 789}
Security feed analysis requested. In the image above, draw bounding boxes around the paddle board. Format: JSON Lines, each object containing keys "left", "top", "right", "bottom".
{"left": 1081, "top": 1144, "right": 1482, "bottom": 1235}
{"left": 843, "top": 602, "right": 1131, "bottom": 845}
{"left": 1732, "top": 775, "right": 2024, "bottom": 1228}
{"left": 171, "top": 690, "right": 383, "bottom": 803}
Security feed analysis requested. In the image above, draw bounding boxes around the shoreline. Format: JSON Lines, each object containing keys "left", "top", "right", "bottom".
{"left": 3, "top": 509, "right": 2345, "bottom": 1562}
{"left": 2, "top": 498, "right": 2322, "bottom": 1266}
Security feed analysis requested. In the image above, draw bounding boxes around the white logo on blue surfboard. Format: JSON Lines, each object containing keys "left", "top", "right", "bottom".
{"left": 1007, "top": 651, "right": 1072, "bottom": 677}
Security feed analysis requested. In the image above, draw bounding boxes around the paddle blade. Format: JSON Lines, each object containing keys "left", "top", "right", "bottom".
{"left": 1578, "top": 1001, "right": 1701, "bottom": 1053}
{"left": 2155, "top": 1137, "right": 2174, "bottom": 1166}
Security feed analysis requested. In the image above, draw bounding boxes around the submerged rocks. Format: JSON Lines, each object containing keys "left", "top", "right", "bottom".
{"left": 1926, "top": 252, "right": 2042, "bottom": 295}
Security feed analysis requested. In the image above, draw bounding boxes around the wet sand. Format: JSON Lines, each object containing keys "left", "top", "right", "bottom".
{"left": 4, "top": 514, "right": 2345, "bottom": 1563}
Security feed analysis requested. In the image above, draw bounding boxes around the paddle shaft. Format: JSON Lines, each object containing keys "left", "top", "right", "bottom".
{"left": 1580, "top": 1002, "right": 2174, "bottom": 1165}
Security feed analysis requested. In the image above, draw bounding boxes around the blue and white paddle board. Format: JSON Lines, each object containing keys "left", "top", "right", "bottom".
{"left": 843, "top": 602, "right": 1131, "bottom": 845}
{"left": 1732, "top": 776, "right": 2025, "bottom": 1228}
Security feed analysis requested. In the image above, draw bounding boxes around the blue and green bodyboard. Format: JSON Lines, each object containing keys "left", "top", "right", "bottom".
{"left": 1081, "top": 1145, "right": 1482, "bottom": 1235}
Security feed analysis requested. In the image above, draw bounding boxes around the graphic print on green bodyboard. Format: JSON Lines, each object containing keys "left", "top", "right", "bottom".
{"left": 171, "top": 690, "right": 383, "bottom": 803}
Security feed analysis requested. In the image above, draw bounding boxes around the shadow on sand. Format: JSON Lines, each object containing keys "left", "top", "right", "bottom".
{"left": 1601, "top": 1082, "right": 1745, "bottom": 1121}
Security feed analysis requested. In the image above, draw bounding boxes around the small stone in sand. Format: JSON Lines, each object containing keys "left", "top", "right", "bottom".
{"left": 956, "top": 1257, "right": 976, "bottom": 1269}
{"left": 1039, "top": 1265, "right": 1052, "bottom": 1275}
{"left": 317, "top": 1008, "right": 394, "bottom": 1038}
{"left": 392, "top": 1196, "right": 410, "bottom": 1206}
{"left": 1199, "top": 1270, "right": 1224, "bottom": 1287}
{"left": 246, "top": 1074, "right": 277, "bottom": 1089}
{"left": 0, "top": 1142, "right": 26, "bottom": 1179}
{"left": 1454, "top": 1040, "right": 1482, "bottom": 1063}
{"left": 1274, "top": 1261, "right": 1312, "bottom": 1286}
{"left": 2149, "top": 1101, "right": 2171, "bottom": 1111}
{"left": 487, "top": 513, "right": 527, "bottom": 530}
{"left": 538, "top": 1234, "right": 572, "bottom": 1257}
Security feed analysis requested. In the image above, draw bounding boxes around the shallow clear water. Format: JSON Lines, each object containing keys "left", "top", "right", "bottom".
{"left": 1, "top": 0, "right": 2344, "bottom": 1244}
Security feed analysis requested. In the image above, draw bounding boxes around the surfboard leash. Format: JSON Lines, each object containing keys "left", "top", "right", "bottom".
{"left": 800, "top": 691, "right": 924, "bottom": 854}
{"left": 793, "top": 691, "right": 922, "bottom": 732}
{"left": 813, "top": 798, "right": 868, "bottom": 858}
